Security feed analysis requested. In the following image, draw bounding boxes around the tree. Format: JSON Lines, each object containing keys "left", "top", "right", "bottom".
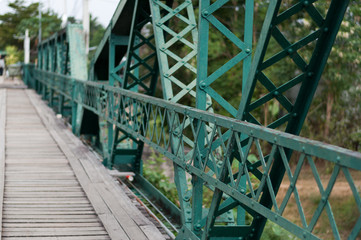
{"left": 304, "top": 0, "right": 361, "bottom": 150}
{"left": 88, "top": 14, "right": 105, "bottom": 61}
{"left": 89, "top": 15, "right": 105, "bottom": 49}
{"left": 0, "top": 0, "right": 62, "bottom": 50}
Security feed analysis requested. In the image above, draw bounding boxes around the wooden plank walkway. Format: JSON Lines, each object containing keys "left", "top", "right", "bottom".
{"left": 0, "top": 87, "right": 167, "bottom": 240}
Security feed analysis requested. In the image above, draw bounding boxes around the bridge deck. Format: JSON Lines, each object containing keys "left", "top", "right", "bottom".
{"left": 0, "top": 85, "right": 167, "bottom": 239}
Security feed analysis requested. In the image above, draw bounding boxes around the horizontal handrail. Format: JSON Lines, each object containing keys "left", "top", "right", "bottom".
{"left": 27, "top": 67, "right": 361, "bottom": 240}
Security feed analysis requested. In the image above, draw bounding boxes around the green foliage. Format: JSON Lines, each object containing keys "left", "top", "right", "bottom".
{"left": 143, "top": 150, "right": 179, "bottom": 206}
{"left": 89, "top": 15, "right": 105, "bottom": 48}
{"left": 0, "top": 0, "right": 37, "bottom": 49}
{"left": 0, "top": 0, "right": 61, "bottom": 57}
{"left": 303, "top": 0, "right": 361, "bottom": 151}
{"left": 5, "top": 45, "right": 23, "bottom": 65}
{"left": 88, "top": 15, "right": 105, "bottom": 61}
{"left": 16, "top": 10, "right": 61, "bottom": 40}
{"left": 262, "top": 221, "right": 298, "bottom": 240}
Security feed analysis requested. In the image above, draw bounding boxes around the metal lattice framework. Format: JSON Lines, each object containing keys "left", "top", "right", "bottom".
{"left": 22, "top": 0, "right": 361, "bottom": 239}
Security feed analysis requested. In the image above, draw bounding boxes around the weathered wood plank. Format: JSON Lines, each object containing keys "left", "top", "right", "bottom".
{"left": 3, "top": 227, "right": 106, "bottom": 232}
{"left": 0, "top": 88, "right": 171, "bottom": 240}
{"left": 0, "top": 89, "right": 7, "bottom": 239}
{"left": 25, "top": 90, "right": 130, "bottom": 240}
{"left": 4, "top": 187, "right": 83, "bottom": 192}
{"left": 26, "top": 89, "right": 170, "bottom": 240}
{"left": 3, "top": 222, "right": 103, "bottom": 228}
{"left": 4, "top": 207, "right": 94, "bottom": 212}
{"left": 2, "top": 230, "right": 108, "bottom": 237}
{"left": 3, "top": 214, "right": 98, "bottom": 219}
{"left": 2, "top": 236, "right": 110, "bottom": 240}
{"left": 2, "top": 90, "right": 111, "bottom": 240}
{"left": 2, "top": 219, "right": 101, "bottom": 223}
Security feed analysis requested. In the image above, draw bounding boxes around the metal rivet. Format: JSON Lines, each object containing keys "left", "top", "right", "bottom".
{"left": 287, "top": 48, "right": 293, "bottom": 54}
{"left": 303, "top": 1, "right": 309, "bottom": 6}
{"left": 245, "top": 48, "right": 251, "bottom": 54}
{"left": 199, "top": 81, "right": 207, "bottom": 90}
{"left": 202, "top": 10, "right": 209, "bottom": 17}
{"left": 195, "top": 223, "right": 201, "bottom": 230}
{"left": 324, "top": 27, "right": 329, "bottom": 32}
{"left": 274, "top": 91, "right": 279, "bottom": 96}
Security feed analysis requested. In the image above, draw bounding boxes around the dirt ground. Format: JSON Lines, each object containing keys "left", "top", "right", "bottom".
{"left": 277, "top": 166, "right": 361, "bottom": 239}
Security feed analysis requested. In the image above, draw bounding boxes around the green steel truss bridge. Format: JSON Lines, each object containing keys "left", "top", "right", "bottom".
{"left": 4, "top": 0, "right": 360, "bottom": 239}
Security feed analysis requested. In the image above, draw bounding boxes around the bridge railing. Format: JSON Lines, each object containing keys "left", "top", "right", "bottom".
{"left": 24, "top": 66, "right": 361, "bottom": 240}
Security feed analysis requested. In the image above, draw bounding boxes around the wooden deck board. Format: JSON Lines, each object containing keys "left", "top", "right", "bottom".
{"left": 0, "top": 89, "right": 6, "bottom": 238}
{"left": 0, "top": 88, "right": 167, "bottom": 239}
{"left": 26, "top": 89, "right": 167, "bottom": 240}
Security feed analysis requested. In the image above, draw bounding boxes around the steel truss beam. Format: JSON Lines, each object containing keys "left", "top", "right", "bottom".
{"left": 36, "top": 25, "right": 87, "bottom": 134}
{"left": 24, "top": 69, "right": 361, "bottom": 240}
{"left": 26, "top": 0, "right": 357, "bottom": 239}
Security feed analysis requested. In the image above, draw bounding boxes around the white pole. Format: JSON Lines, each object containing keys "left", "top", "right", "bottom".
{"left": 82, "top": 0, "right": 90, "bottom": 55}
{"left": 24, "top": 29, "right": 30, "bottom": 64}
{"left": 61, "top": 0, "right": 67, "bottom": 28}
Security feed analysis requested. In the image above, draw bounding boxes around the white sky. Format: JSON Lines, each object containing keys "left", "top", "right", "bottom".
{"left": 0, "top": 0, "right": 120, "bottom": 27}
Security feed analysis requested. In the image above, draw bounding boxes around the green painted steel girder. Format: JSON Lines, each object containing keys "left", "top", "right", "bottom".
{"left": 23, "top": 68, "right": 361, "bottom": 239}
{"left": 25, "top": 0, "right": 359, "bottom": 239}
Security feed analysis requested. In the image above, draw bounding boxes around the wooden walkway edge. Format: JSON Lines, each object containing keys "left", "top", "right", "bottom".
{"left": 0, "top": 89, "right": 6, "bottom": 238}
{"left": 1, "top": 88, "right": 166, "bottom": 240}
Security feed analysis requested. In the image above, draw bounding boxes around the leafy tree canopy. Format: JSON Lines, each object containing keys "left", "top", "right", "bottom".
{"left": 0, "top": 0, "right": 62, "bottom": 50}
